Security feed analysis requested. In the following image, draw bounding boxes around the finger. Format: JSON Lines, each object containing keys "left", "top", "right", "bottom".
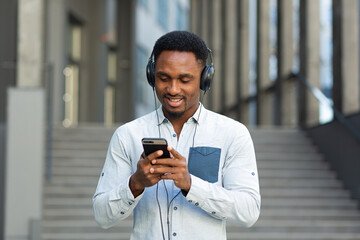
{"left": 150, "top": 166, "right": 177, "bottom": 174}
{"left": 167, "top": 146, "right": 183, "bottom": 159}
{"left": 151, "top": 158, "right": 186, "bottom": 167}
{"left": 145, "top": 150, "right": 164, "bottom": 162}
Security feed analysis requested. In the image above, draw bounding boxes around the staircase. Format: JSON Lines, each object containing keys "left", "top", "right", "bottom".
{"left": 42, "top": 126, "right": 360, "bottom": 240}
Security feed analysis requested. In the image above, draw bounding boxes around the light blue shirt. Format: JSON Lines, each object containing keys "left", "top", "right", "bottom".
{"left": 93, "top": 104, "right": 261, "bottom": 240}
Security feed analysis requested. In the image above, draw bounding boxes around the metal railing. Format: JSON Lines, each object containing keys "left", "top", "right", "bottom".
{"left": 44, "top": 64, "right": 54, "bottom": 179}
{"left": 290, "top": 72, "right": 360, "bottom": 143}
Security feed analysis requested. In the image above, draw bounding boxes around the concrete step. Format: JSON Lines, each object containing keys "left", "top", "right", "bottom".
{"left": 254, "top": 144, "right": 318, "bottom": 153}
{"left": 43, "top": 126, "right": 360, "bottom": 240}
{"left": 42, "top": 233, "right": 130, "bottom": 240}
{"left": 52, "top": 141, "right": 109, "bottom": 150}
{"left": 46, "top": 175, "right": 343, "bottom": 188}
{"left": 257, "top": 160, "right": 329, "bottom": 170}
{"left": 256, "top": 152, "right": 323, "bottom": 161}
{"left": 43, "top": 197, "right": 357, "bottom": 210}
{"left": 51, "top": 158, "right": 329, "bottom": 170}
{"left": 226, "top": 232, "right": 360, "bottom": 240}
{"left": 44, "top": 185, "right": 350, "bottom": 198}
{"left": 52, "top": 150, "right": 107, "bottom": 158}
{"left": 51, "top": 166, "right": 336, "bottom": 178}
{"left": 258, "top": 169, "right": 335, "bottom": 178}
{"left": 43, "top": 207, "right": 360, "bottom": 219}
{"left": 259, "top": 178, "right": 342, "bottom": 188}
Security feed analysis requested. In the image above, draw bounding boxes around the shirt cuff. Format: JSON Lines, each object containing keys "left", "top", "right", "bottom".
{"left": 184, "top": 174, "right": 209, "bottom": 208}
{"left": 109, "top": 175, "right": 144, "bottom": 209}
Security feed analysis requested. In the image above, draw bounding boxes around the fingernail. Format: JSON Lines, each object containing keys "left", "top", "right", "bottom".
{"left": 152, "top": 160, "right": 156, "bottom": 164}
{"left": 150, "top": 168, "right": 154, "bottom": 173}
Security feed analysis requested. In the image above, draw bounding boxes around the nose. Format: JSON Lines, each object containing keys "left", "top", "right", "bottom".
{"left": 167, "top": 79, "right": 180, "bottom": 95}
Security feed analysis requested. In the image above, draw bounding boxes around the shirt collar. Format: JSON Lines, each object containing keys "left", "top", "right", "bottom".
{"left": 155, "top": 102, "right": 206, "bottom": 126}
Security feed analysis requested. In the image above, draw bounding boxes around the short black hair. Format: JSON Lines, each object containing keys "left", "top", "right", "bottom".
{"left": 152, "top": 31, "right": 209, "bottom": 66}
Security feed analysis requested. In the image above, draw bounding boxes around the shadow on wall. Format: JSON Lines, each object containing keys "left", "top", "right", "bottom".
{"left": 306, "top": 113, "right": 360, "bottom": 206}
{"left": 0, "top": 123, "right": 6, "bottom": 239}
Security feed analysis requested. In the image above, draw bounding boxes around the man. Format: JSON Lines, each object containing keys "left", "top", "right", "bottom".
{"left": 93, "top": 31, "right": 260, "bottom": 240}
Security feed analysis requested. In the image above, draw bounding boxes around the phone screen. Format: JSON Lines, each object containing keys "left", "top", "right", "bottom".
{"left": 142, "top": 138, "right": 171, "bottom": 158}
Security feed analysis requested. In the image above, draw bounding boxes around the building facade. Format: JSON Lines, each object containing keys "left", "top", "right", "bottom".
{"left": 0, "top": 0, "right": 189, "bottom": 239}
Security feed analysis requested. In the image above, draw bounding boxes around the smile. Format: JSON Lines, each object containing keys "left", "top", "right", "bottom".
{"left": 166, "top": 97, "right": 184, "bottom": 107}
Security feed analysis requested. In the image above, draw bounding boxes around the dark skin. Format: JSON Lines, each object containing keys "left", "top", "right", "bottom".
{"left": 129, "top": 51, "right": 204, "bottom": 197}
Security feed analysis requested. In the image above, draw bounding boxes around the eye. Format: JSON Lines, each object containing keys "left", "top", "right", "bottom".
{"left": 180, "top": 77, "right": 191, "bottom": 83}
{"left": 158, "top": 77, "right": 168, "bottom": 82}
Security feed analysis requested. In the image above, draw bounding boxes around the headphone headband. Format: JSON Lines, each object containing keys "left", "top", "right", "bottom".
{"left": 146, "top": 48, "right": 215, "bottom": 92}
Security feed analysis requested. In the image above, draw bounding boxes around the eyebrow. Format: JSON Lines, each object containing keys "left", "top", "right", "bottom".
{"left": 156, "top": 71, "right": 194, "bottom": 79}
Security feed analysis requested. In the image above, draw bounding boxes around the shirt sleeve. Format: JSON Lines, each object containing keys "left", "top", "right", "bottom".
{"left": 185, "top": 124, "right": 261, "bottom": 228}
{"left": 92, "top": 128, "right": 143, "bottom": 229}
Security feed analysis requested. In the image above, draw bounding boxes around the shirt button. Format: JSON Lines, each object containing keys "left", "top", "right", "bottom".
{"left": 128, "top": 202, "right": 132, "bottom": 205}
{"left": 173, "top": 232, "right": 177, "bottom": 237}
{"left": 172, "top": 133, "right": 176, "bottom": 137}
{"left": 212, "top": 211, "right": 216, "bottom": 215}
{"left": 174, "top": 206, "right": 178, "bottom": 210}
{"left": 120, "top": 211, "right": 125, "bottom": 215}
{"left": 195, "top": 202, "right": 199, "bottom": 206}
{"left": 188, "top": 200, "right": 192, "bottom": 203}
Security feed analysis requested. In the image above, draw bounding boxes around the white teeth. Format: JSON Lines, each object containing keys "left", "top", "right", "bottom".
{"left": 169, "top": 98, "right": 181, "bottom": 102}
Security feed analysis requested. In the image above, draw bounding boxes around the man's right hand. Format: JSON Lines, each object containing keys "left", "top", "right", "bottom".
{"left": 129, "top": 150, "right": 164, "bottom": 198}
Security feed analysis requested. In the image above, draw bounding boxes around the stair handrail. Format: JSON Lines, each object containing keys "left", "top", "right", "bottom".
{"left": 290, "top": 72, "right": 360, "bottom": 143}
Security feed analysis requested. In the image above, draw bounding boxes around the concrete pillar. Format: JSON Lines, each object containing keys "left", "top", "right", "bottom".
{"left": 237, "top": 0, "right": 250, "bottom": 124}
{"left": 5, "top": 89, "right": 45, "bottom": 240}
{"left": 45, "top": 0, "right": 67, "bottom": 124}
{"left": 17, "top": 0, "right": 45, "bottom": 87}
{"left": 209, "top": 0, "right": 222, "bottom": 113}
{"left": 200, "top": 0, "right": 211, "bottom": 108}
{"left": 223, "top": 0, "right": 237, "bottom": 119}
{"left": 277, "top": 0, "right": 295, "bottom": 126}
{"left": 299, "top": 0, "right": 320, "bottom": 126}
{"left": 116, "top": 0, "right": 135, "bottom": 122}
{"left": 333, "top": 0, "right": 360, "bottom": 115}
{"left": 256, "top": 0, "right": 272, "bottom": 126}
{"left": 5, "top": 1, "right": 46, "bottom": 239}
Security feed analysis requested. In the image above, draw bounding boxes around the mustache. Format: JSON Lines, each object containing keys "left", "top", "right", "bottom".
{"left": 164, "top": 94, "right": 185, "bottom": 99}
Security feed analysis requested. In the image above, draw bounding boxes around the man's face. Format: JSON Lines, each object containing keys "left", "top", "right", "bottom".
{"left": 155, "top": 51, "right": 203, "bottom": 121}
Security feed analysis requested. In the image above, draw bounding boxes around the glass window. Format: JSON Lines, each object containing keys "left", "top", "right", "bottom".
{"left": 177, "top": 3, "right": 187, "bottom": 30}
{"left": 137, "top": 0, "right": 148, "bottom": 9}
{"left": 136, "top": 47, "right": 149, "bottom": 104}
{"left": 157, "top": 0, "right": 168, "bottom": 30}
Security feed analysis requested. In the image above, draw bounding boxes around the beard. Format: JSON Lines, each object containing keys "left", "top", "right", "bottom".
{"left": 162, "top": 105, "right": 186, "bottom": 120}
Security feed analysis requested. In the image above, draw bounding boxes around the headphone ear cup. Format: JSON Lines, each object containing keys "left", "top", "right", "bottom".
{"left": 146, "top": 60, "right": 156, "bottom": 88}
{"left": 200, "top": 64, "right": 215, "bottom": 91}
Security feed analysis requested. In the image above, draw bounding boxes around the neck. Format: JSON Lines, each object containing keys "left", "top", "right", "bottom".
{"left": 163, "top": 103, "right": 200, "bottom": 139}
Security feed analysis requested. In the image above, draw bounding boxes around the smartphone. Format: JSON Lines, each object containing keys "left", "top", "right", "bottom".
{"left": 142, "top": 138, "right": 171, "bottom": 158}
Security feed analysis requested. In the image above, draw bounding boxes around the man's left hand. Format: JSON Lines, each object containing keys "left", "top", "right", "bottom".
{"left": 149, "top": 146, "right": 191, "bottom": 193}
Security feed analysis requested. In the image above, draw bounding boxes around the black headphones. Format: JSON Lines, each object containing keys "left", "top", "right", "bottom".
{"left": 146, "top": 48, "right": 215, "bottom": 92}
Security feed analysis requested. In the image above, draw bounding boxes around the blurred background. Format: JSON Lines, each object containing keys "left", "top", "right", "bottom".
{"left": 1, "top": 0, "right": 360, "bottom": 239}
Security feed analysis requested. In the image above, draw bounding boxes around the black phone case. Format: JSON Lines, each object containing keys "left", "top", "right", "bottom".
{"left": 142, "top": 138, "right": 171, "bottom": 158}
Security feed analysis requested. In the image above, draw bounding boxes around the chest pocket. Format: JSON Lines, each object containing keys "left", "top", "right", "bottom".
{"left": 188, "top": 147, "right": 221, "bottom": 183}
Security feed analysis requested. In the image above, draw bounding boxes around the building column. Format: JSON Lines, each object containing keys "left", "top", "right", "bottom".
{"left": 208, "top": 0, "right": 222, "bottom": 113}
{"left": 45, "top": 0, "right": 67, "bottom": 124}
{"left": 5, "top": 0, "right": 46, "bottom": 239}
{"left": 333, "top": 0, "right": 359, "bottom": 115}
{"left": 237, "top": 0, "right": 250, "bottom": 124}
{"left": 299, "top": 0, "right": 320, "bottom": 126}
{"left": 199, "top": 0, "right": 211, "bottom": 108}
{"left": 223, "top": 0, "right": 237, "bottom": 119}
{"left": 116, "top": 0, "right": 135, "bottom": 122}
{"left": 277, "top": 0, "right": 295, "bottom": 126}
{"left": 256, "top": 0, "right": 272, "bottom": 126}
